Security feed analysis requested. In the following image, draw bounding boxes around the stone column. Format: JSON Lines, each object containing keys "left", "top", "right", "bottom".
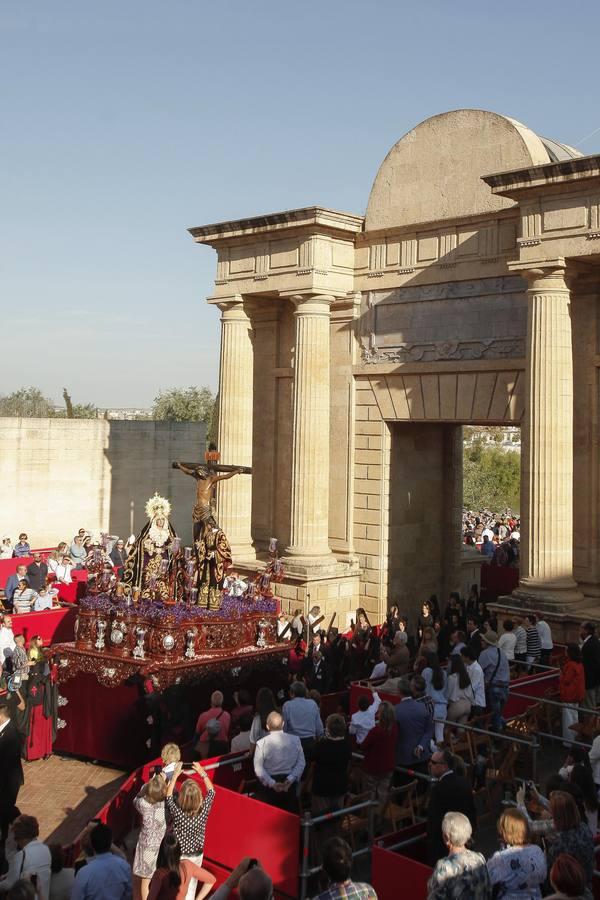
{"left": 286, "top": 294, "right": 336, "bottom": 566}
{"left": 442, "top": 424, "right": 464, "bottom": 600}
{"left": 514, "top": 264, "right": 582, "bottom": 605}
{"left": 216, "top": 297, "right": 255, "bottom": 560}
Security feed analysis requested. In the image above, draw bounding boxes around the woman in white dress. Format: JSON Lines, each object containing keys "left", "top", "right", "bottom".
{"left": 132, "top": 774, "right": 168, "bottom": 900}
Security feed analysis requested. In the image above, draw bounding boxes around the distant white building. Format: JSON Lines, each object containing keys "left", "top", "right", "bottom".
{"left": 464, "top": 426, "right": 520, "bottom": 453}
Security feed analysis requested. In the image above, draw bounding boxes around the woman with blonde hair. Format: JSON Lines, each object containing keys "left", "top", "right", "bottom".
{"left": 133, "top": 774, "right": 168, "bottom": 900}
{"left": 486, "top": 808, "right": 546, "bottom": 899}
{"left": 165, "top": 761, "right": 215, "bottom": 900}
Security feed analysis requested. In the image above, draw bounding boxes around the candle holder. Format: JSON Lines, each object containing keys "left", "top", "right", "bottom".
{"left": 184, "top": 628, "right": 197, "bottom": 659}
{"left": 95, "top": 619, "right": 107, "bottom": 651}
{"left": 256, "top": 618, "right": 268, "bottom": 648}
{"left": 132, "top": 626, "right": 147, "bottom": 660}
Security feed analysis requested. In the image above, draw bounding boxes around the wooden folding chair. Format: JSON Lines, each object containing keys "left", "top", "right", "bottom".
{"left": 382, "top": 780, "right": 418, "bottom": 832}
{"left": 340, "top": 791, "right": 372, "bottom": 850}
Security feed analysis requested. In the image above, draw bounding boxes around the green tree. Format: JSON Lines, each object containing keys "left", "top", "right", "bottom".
{"left": 152, "top": 386, "right": 216, "bottom": 436}
{"left": 463, "top": 444, "right": 520, "bottom": 513}
{"left": 0, "top": 387, "right": 56, "bottom": 417}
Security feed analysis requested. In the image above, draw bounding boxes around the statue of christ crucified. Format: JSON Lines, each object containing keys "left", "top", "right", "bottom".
{"left": 172, "top": 456, "right": 251, "bottom": 609}
{"left": 172, "top": 459, "right": 249, "bottom": 540}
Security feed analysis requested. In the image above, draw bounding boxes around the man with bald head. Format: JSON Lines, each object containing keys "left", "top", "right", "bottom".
{"left": 253, "top": 711, "right": 305, "bottom": 812}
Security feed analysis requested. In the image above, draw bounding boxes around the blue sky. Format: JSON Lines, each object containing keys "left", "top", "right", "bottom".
{"left": 2, "top": 1, "right": 598, "bottom": 407}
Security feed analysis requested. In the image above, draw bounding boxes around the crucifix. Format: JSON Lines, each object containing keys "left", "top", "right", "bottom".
{"left": 172, "top": 457, "right": 251, "bottom": 539}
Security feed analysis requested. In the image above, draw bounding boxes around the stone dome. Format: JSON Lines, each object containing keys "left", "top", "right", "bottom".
{"left": 365, "top": 108, "right": 581, "bottom": 231}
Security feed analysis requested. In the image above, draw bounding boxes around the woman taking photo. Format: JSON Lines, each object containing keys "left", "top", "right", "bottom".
{"left": 148, "top": 833, "right": 216, "bottom": 900}
{"left": 133, "top": 774, "right": 168, "bottom": 900}
{"left": 165, "top": 762, "right": 215, "bottom": 900}
{"left": 545, "top": 791, "right": 594, "bottom": 888}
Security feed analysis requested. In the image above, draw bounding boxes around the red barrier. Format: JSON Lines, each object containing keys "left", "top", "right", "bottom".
{"left": 66, "top": 755, "right": 300, "bottom": 897}
{"left": 480, "top": 565, "right": 519, "bottom": 600}
{"left": 319, "top": 691, "right": 349, "bottom": 721}
{"left": 349, "top": 668, "right": 559, "bottom": 719}
{"left": 372, "top": 825, "right": 431, "bottom": 900}
{"left": 11, "top": 606, "right": 78, "bottom": 645}
{"left": 204, "top": 785, "right": 299, "bottom": 897}
{"left": 504, "top": 670, "right": 559, "bottom": 718}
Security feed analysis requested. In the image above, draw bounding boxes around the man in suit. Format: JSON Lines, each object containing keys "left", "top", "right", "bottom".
{"left": 3, "top": 565, "right": 28, "bottom": 610}
{"left": 0, "top": 700, "right": 24, "bottom": 870}
{"left": 581, "top": 621, "right": 600, "bottom": 709}
{"left": 466, "top": 617, "right": 483, "bottom": 659}
{"left": 427, "top": 748, "right": 476, "bottom": 864}
{"left": 394, "top": 676, "right": 434, "bottom": 779}
{"left": 26, "top": 553, "right": 48, "bottom": 593}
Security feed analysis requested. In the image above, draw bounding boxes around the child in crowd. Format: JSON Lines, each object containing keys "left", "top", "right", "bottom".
{"left": 161, "top": 743, "right": 182, "bottom": 781}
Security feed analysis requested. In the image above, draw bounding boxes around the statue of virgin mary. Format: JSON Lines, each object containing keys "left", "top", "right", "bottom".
{"left": 122, "top": 494, "right": 178, "bottom": 600}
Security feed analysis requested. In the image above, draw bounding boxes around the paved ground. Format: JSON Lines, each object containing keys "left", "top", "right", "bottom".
{"left": 18, "top": 754, "right": 127, "bottom": 846}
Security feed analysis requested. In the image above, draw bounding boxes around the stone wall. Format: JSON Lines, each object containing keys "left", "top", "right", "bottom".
{"left": 0, "top": 419, "right": 205, "bottom": 547}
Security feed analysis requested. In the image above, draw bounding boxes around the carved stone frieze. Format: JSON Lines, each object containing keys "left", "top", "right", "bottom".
{"left": 366, "top": 275, "right": 526, "bottom": 307}
{"left": 361, "top": 337, "right": 526, "bottom": 365}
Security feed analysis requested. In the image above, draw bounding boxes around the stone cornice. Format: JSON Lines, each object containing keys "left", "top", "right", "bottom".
{"left": 482, "top": 154, "right": 600, "bottom": 198}
{"left": 189, "top": 207, "right": 364, "bottom": 246}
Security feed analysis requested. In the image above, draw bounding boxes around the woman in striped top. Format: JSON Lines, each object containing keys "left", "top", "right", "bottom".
{"left": 165, "top": 762, "right": 215, "bottom": 900}
{"left": 524, "top": 613, "right": 542, "bottom": 670}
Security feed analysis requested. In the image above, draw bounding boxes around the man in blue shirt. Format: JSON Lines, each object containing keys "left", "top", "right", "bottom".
{"left": 72, "top": 824, "right": 131, "bottom": 900}
{"left": 3, "top": 565, "right": 28, "bottom": 609}
{"left": 282, "top": 680, "right": 324, "bottom": 751}
{"left": 478, "top": 631, "right": 510, "bottom": 732}
{"left": 12, "top": 534, "right": 31, "bottom": 558}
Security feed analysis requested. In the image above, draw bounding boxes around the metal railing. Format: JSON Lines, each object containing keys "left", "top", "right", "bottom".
{"left": 434, "top": 717, "right": 540, "bottom": 781}
{"left": 376, "top": 832, "right": 427, "bottom": 854}
{"left": 299, "top": 796, "right": 379, "bottom": 900}
{"left": 508, "top": 688, "right": 596, "bottom": 719}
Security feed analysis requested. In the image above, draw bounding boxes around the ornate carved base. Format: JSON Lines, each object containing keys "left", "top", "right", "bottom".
{"left": 55, "top": 642, "right": 289, "bottom": 691}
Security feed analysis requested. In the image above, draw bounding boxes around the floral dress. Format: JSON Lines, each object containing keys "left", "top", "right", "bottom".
{"left": 486, "top": 844, "right": 547, "bottom": 900}
{"left": 133, "top": 794, "right": 167, "bottom": 879}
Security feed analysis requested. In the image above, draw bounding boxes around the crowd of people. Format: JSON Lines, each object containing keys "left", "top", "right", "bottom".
{"left": 2, "top": 530, "right": 600, "bottom": 900}
{"left": 462, "top": 510, "right": 520, "bottom": 567}
{"left": 0, "top": 530, "right": 132, "bottom": 611}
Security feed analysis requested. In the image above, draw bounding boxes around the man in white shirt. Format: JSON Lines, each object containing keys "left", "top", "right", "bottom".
{"left": 460, "top": 647, "right": 486, "bottom": 713}
{"left": 498, "top": 620, "right": 517, "bottom": 661}
{"left": 349, "top": 692, "right": 381, "bottom": 744}
{"left": 254, "top": 711, "right": 305, "bottom": 812}
{"left": 0, "top": 615, "right": 16, "bottom": 666}
{"left": 536, "top": 613, "right": 553, "bottom": 666}
{"left": 1, "top": 814, "right": 52, "bottom": 897}
{"left": 34, "top": 587, "right": 59, "bottom": 611}
{"left": 54, "top": 555, "right": 74, "bottom": 584}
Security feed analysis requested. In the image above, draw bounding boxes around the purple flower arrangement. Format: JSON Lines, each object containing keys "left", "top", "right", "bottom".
{"left": 80, "top": 592, "right": 276, "bottom": 622}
